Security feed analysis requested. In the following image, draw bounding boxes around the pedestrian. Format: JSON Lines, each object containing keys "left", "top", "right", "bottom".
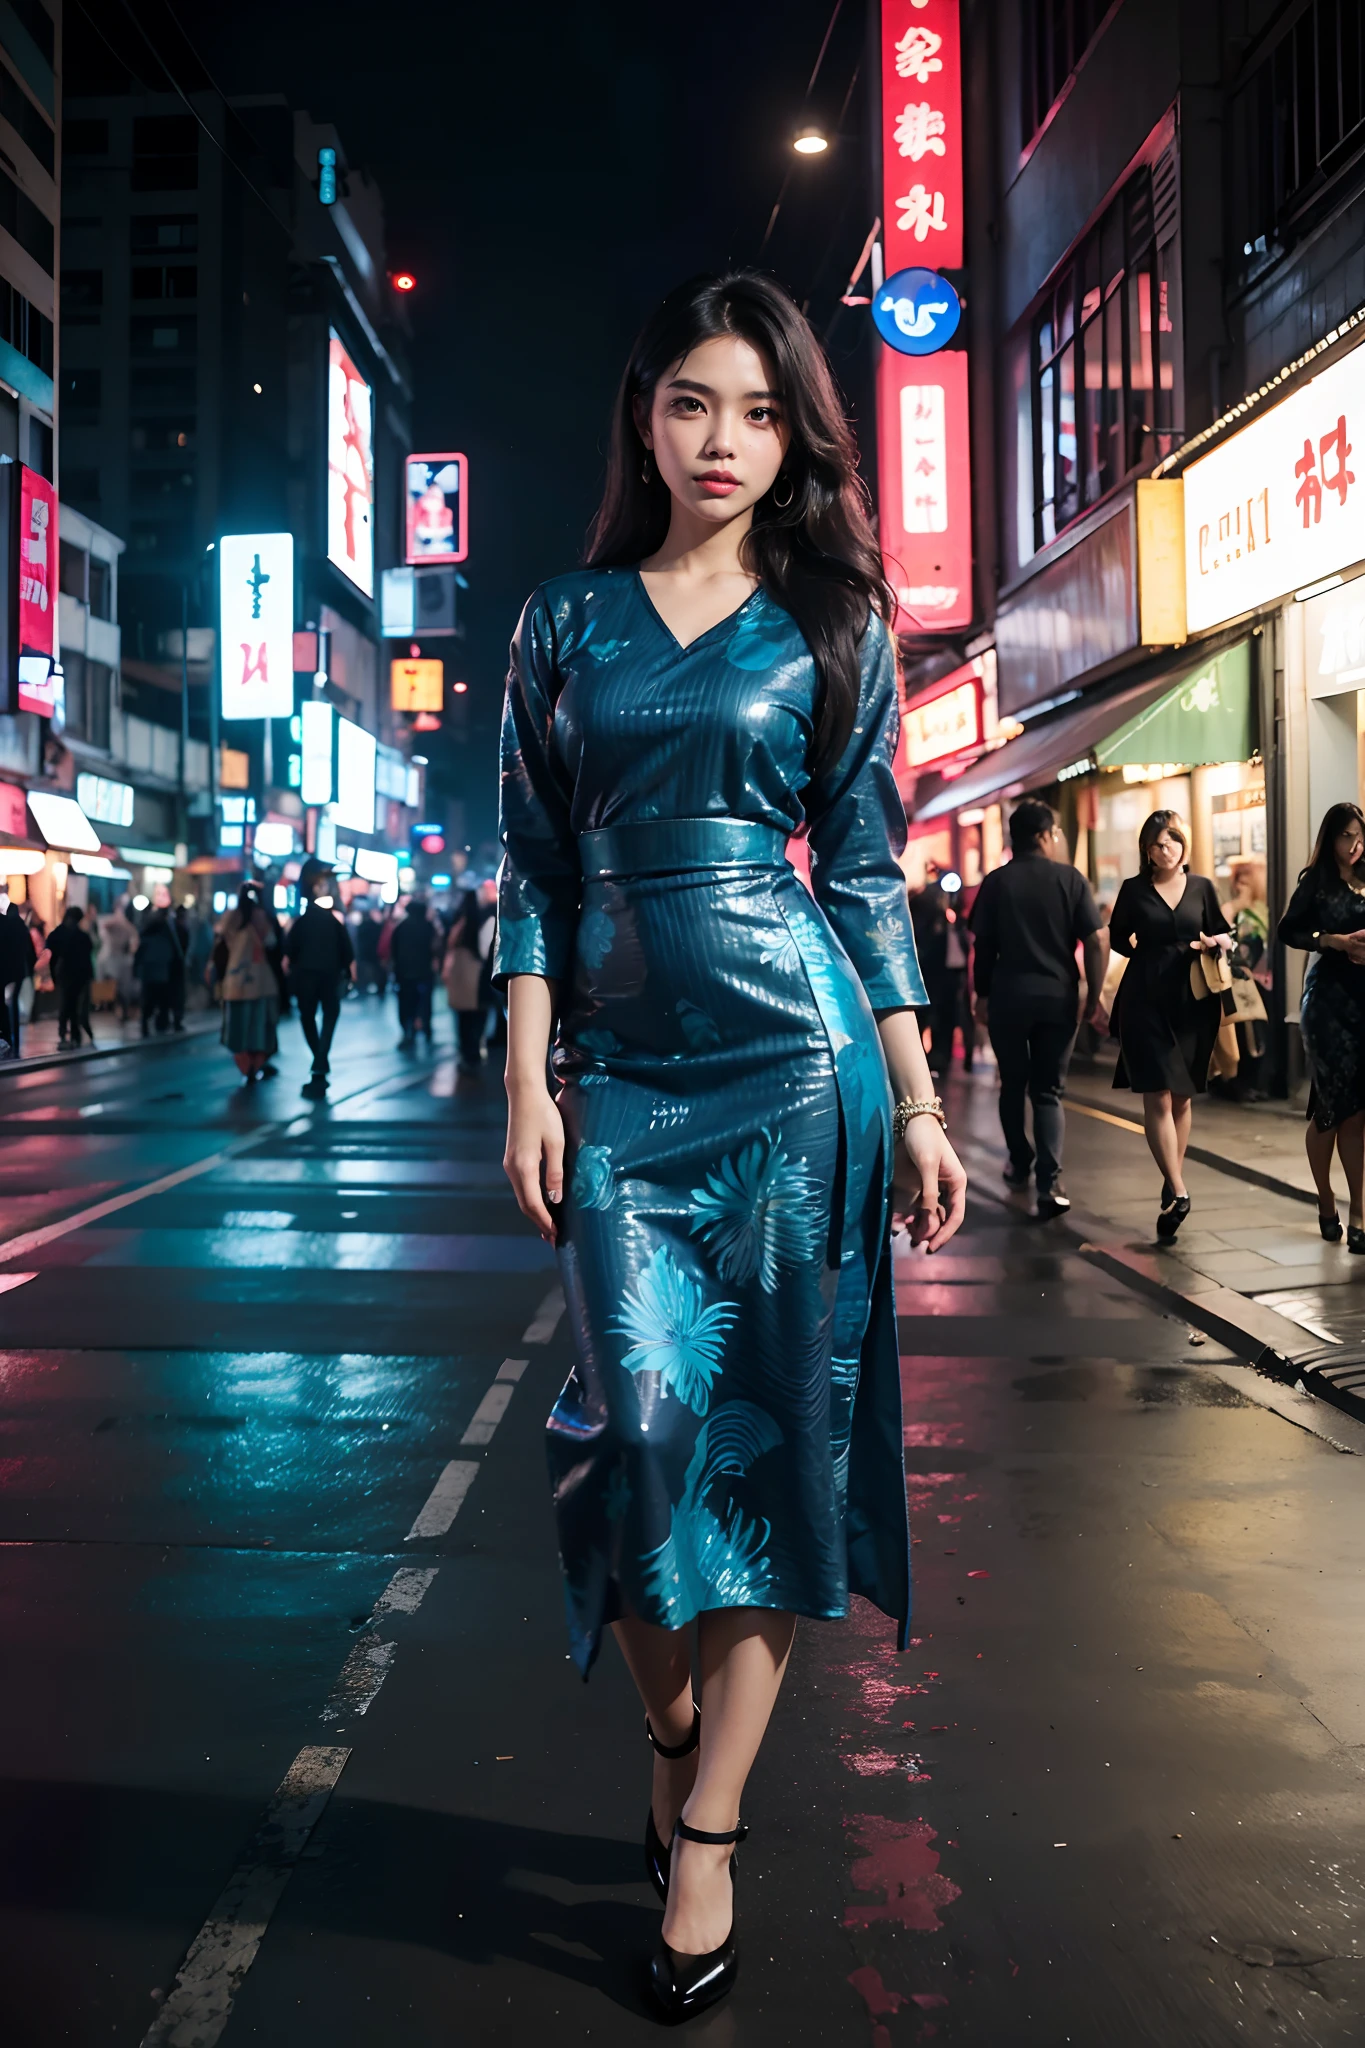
{"left": 0, "top": 890, "right": 36, "bottom": 1057}
{"left": 99, "top": 897, "right": 140, "bottom": 1020}
{"left": 46, "top": 904, "right": 97, "bottom": 1048}
{"left": 442, "top": 884, "right": 490, "bottom": 1073}
{"left": 1107, "top": 808, "right": 1233, "bottom": 1238}
{"left": 353, "top": 905, "right": 383, "bottom": 994}
{"left": 132, "top": 906, "right": 183, "bottom": 1036}
{"left": 391, "top": 895, "right": 438, "bottom": 1048}
{"left": 908, "top": 873, "right": 952, "bottom": 1081}
{"left": 214, "top": 883, "right": 280, "bottom": 1083}
{"left": 968, "top": 799, "right": 1108, "bottom": 1219}
{"left": 1277, "top": 802, "right": 1365, "bottom": 1247}
{"left": 168, "top": 900, "right": 191, "bottom": 1030}
{"left": 284, "top": 866, "right": 355, "bottom": 1098}
{"left": 496, "top": 271, "right": 966, "bottom": 2019}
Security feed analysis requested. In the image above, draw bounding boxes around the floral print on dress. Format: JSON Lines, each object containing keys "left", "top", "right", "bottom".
{"left": 612, "top": 1244, "right": 739, "bottom": 1417}
{"left": 641, "top": 1401, "right": 783, "bottom": 1622}
{"left": 689, "top": 1129, "right": 820, "bottom": 1290}
{"left": 571, "top": 1142, "right": 616, "bottom": 1211}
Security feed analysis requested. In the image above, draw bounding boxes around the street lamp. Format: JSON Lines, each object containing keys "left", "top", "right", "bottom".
{"left": 793, "top": 126, "right": 829, "bottom": 155}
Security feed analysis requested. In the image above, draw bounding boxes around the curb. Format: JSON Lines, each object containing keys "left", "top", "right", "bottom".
{"left": 0, "top": 1016, "right": 220, "bottom": 1081}
{"left": 1066, "top": 1087, "right": 1318, "bottom": 1209}
{"left": 954, "top": 1134, "right": 1365, "bottom": 1432}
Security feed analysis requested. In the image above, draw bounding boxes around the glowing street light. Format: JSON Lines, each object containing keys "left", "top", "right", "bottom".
{"left": 793, "top": 127, "right": 829, "bottom": 155}
{"left": 392, "top": 271, "right": 417, "bottom": 293}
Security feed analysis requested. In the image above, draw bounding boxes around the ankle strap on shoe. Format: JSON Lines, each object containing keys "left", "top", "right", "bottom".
{"left": 674, "top": 1817, "right": 748, "bottom": 1846}
{"left": 646, "top": 1703, "right": 701, "bottom": 1759}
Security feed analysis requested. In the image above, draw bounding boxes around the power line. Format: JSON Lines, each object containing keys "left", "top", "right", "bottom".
{"left": 755, "top": 0, "right": 854, "bottom": 266}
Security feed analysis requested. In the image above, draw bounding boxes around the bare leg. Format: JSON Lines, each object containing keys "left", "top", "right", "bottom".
{"left": 1171, "top": 1094, "right": 1192, "bottom": 1182}
{"left": 662, "top": 1607, "right": 796, "bottom": 1956}
{"left": 611, "top": 1615, "right": 698, "bottom": 1844}
{"left": 1306, "top": 1120, "right": 1340, "bottom": 1218}
{"left": 1335, "top": 1110, "right": 1365, "bottom": 1227}
{"left": 1141, "top": 1090, "right": 1186, "bottom": 1195}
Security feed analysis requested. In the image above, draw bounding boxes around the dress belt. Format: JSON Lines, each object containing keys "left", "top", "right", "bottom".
{"left": 578, "top": 816, "right": 787, "bottom": 881}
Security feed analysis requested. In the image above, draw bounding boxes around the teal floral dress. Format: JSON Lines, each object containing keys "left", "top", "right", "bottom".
{"left": 493, "top": 567, "right": 928, "bottom": 1674}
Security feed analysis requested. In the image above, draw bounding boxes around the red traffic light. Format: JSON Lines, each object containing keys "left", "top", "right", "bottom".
{"left": 421, "top": 834, "right": 446, "bottom": 854}
{"left": 392, "top": 272, "right": 416, "bottom": 292}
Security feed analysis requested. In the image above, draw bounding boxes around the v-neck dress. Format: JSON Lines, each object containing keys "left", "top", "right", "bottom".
{"left": 1108, "top": 871, "right": 1230, "bottom": 1095}
{"left": 493, "top": 566, "right": 928, "bottom": 1674}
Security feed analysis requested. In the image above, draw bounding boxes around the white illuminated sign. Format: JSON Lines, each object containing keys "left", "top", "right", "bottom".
{"left": 76, "top": 771, "right": 134, "bottom": 828}
{"left": 300, "top": 699, "right": 335, "bottom": 806}
{"left": 254, "top": 821, "right": 295, "bottom": 859}
{"left": 1184, "top": 339, "right": 1365, "bottom": 632}
{"left": 334, "top": 715, "right": 376, "bottom": 833}
{"left": 26, "top": 790, "right": 102, "bottom": 852}
{"left": 327, "top": 330, "right": 374, "bottom": 597}
{"left": 219, "top": 532, "right": 295, "bottom": 720}
{"left": 380, "top": 566, "right": 415, "bottom": 638}
{"left": 354, "top": 847, "right": 398, "bottom": 884}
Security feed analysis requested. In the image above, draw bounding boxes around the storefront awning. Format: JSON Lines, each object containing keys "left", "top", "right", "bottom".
{"left": 913, "top": 640, "right": 1254, "bottom": 822}
{"left": 25, "top": 791, "right": 102, "bottom": 854}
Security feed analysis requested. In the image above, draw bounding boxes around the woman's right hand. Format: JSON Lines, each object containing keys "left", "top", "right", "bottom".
{"left": 1337, "top": 930, "right": 1365, "bottom": 964}
{"left": 503, "top": 1083, "right": 566, "bottom": 1244}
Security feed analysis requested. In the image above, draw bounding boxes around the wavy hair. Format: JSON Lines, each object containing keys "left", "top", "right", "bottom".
{"left": 1300, "top": 801, "right": 1365, "bottom": 888}
{"left": 585, "top": 270, "right": 893, "bottom": 775}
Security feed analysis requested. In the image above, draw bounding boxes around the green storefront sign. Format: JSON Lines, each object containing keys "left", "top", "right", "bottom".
{"left": 1096, "top": 642, "right": 1254, "bottom": 770}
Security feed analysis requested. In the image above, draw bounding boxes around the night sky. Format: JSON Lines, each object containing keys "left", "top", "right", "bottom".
{"left": 74, "top": 0, "right": 880, "bottom": 851}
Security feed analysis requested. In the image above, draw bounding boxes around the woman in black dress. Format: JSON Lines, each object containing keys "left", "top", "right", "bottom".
{"left": 1109, "top": 810, "right": 1232, "bottom": 1237}
{"left": 1277, "top": 802, "right": 1365, "bottom": 1249}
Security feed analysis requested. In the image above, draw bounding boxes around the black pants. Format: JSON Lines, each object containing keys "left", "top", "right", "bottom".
{"left": 397, "top": 978, "right": 432, "bottom": 1038}
{"left": 168, "top": 959, "right": 186, "bottom": 1028}
{"left": 293, "top": 970, "right": 342, "bottom": 1077}
{"left": 456, "top": 1006, "right": 486, "bottom": 1067}
{"left": 140, "top": 979, "right": 172, "bottom": 1034}
{"left": 924, "top": 968, "right": 972, "bottom": 1076}
{"left": 2, "top": 982, "right": 19, "bottom": 1056}
{"left": 57, "top": 976, "right": 92, "bottom": 1044}
{"left": 989, "top": 1002, "right": 1077, "bottom": 1190}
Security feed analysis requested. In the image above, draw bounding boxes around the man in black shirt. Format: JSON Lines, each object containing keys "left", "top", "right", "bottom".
{"left": 284, "top": 864, "right": 355, "bottom": 1097}
{"left": 969, "top": 799, "right": 1108, "bottom": 1218}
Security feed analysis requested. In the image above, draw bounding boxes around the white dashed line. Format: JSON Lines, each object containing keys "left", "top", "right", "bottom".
{"left": 496, "top": 1355, "right": 529, "bottom": 1382}
{"left": 521, "top": 1286, "right": 566, "bottom": 1344}
{"left": 140, "top": 1744, "right": 351, "bottom": 2048}
{"left": 461, "top": 1382, "right": 514, "bottom": 1445}
{"left": 405, "top": 1460, "right": 480, "bottom": 1539}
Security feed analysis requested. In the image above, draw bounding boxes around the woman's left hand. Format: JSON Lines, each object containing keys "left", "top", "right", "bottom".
{"left": 1191, "top": 930, "right": 1231, "bottom": 953}
{"left": 891, "top": 1116, "right": 968, "bottom": 1253}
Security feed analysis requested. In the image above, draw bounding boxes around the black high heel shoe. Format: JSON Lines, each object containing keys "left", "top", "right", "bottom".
{"left": 1156, "top": 1192, "right": 1191, "bottom": 1240}
{"left": 1320, "top": 1210, "right": 1344, "bottom": 1242}
{"left": 1349, "top": 1224, "right": 1365, "bottom": 1255}
{"left": 649, "top": 1817, "right": 748, "bottom": 2020}
{"left": 643, "top": 1703, "right": 700, "bottom": 1902}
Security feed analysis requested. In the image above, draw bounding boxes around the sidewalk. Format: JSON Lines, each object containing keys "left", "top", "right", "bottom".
{"left": 946, "top": 1055, "right": 1365, "bottom": 1429}
{"left": 3, "top": 1008, "right": 219, "bottom": 1074}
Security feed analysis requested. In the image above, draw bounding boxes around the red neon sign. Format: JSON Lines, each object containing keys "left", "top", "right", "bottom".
{"left": 880, "top": 0, "right": 963, "bottom": 277}
{"left": 877, "top": 347, "right": 972, "bottom": 633}
{"left": 404, "top": 452, "right": 469, "bottom": 566}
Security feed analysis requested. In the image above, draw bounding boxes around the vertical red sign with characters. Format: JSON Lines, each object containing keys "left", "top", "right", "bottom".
{"left": 16, "top": 466, "right": 56, "bottom": 715}
{"left": 877, "top": 0, "right": 970, "bottom": 633}
{"left": 881, "top": 0, "right": 963, "bottom": 277}
{"left": 878, "top": 346, "right": 972, "bottom": 632}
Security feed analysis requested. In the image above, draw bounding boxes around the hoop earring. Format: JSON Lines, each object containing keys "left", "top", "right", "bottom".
{"left": 641, "top": 451, "right": 654, "bottom": 484}
{"left": 772, "top": 473, "right": 794, "bottom": 509}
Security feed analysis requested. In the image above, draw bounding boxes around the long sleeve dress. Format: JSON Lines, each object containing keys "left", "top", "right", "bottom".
{"left": 1277, "top": 872, "right": 1365, "bottom": 1130}
{"left": 494, "top": 566, "right": 928, "bottom": 1675}
{"left": 1108, "top": 871, "right": 1231, "bottom": 1095}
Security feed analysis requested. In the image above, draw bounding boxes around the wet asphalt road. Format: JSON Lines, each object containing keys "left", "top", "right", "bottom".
{"left": 1, "top": 1005, "right": 1363, "bottom": 2046}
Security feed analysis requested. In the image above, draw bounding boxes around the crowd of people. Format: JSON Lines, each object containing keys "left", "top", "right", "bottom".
{"left": 0, "top": 867, "right": 503, "bottom": 1093}
{"left": 913, "top": 795, "right": 1351, "bottom": 1245}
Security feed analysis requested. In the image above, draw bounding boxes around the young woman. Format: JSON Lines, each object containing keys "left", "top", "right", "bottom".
{"left": 495, "top": 271, "right": 966, "bottom": 2018}
{"left": 1278, "top": 802, "right": 1365, "bottom": 1247}
{"left": 214, "top": 883, "right": 280, "bottom": 1083}
{"left": 1108, "top": 810, "right": 1232, "bottom": 1238}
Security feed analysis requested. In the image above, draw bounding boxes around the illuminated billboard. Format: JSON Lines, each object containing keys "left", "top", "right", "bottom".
{"left": 404, "top": 453, "right": 468, "bottom": 565}
{"left": 17, "top": 466, "right": 56, "bottom": 714}
{"left": 300, "top": 699, "right": 335, "bottom": 806}
{"left": 327, "top": 330, "right": 374, "bottom": 597}
{"left": 390, "top": 657, "right": 443, "bottom": 711}
{"left": 219, "top": 533, "right": 296, "bottom": 720}
{"left": 334, "top": 714, "right": 377, "bottom": 833}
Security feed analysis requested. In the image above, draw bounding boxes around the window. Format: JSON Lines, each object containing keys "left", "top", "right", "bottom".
{"left": 63, "top": 654, "right": 112, "bottom": 750}
{"left": 10, "top": 0, "right": 54, "bottom": 66}
{"left": 1020, "top": 0, "right": 1111, "bottom": 148}
{"left": 62, "top": 368, "right": 100, "bottom": 422}
{"left": 59, "top": 539, "right": 87, "bottom": 601}
{"left": 62, "top": 117, "right": 107, "bottom": 159}
{"left": 132, "top": 115, "right": 198, "bottom": 192}
{"left": 131, "top": 464, "right": 195, "bottom": 505}
{"left": 130, "top": 315, "right": 196, "bottom": 356}
{"left": 131, "top": 215, "right": 198, "bottom": 251}
{"left": 88, "top": 557, "right": 112, "bottom": 620}
{"left": 131, "top": 367, "right": 196, "bottom": 407}
{"left": 131, "top": 264, "right": 197, "bottom": 301}
{"left": 0, "top": 285, "right": 53, "bottom": 371}
{"left": 1029, "top": 162, "right": 1180, "bottom": 551}
{"left": 61, "top": 268, "right": 102, "bottom": 323}
{"left": 130, "top": 418, "right": 195, "bottom": 452}
{"left": 1230, "top": 0, "right": 1365, "bottom": 286}
{"left": 28, "top": 416, "right": 52, "bottom": 479}
{"left": 1, "top": 69, "right": 54, "bottom": 172}
{"left": 0, "top": 164, "right": 53, "bottom": 275}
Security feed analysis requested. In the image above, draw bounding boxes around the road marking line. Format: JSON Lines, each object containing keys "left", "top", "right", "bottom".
{"left": 496, "top": 1356, "right": 529, "bottom": 1382}
{"left": 461, "top": 1382, "right": 514, "bottom": 1444}
{"left": 373, "top": 1564, "right": 438, "bottom": 1615}
{"left": 0, "top": 1271, "right": 37, "bottom": 1295}
{"left": 139, "top": 1743, "right": 351, "bottom": 2048}
{"left": 521, "top": 1285, "right": 566, "bottom": 1344}
{"left": 405, "top": 1459, "right": 480, "bottom": 1540}
{"left": 321, "top": 1639, "right": 396, "bottom": 1723}
{"left": 0, "top": 1134, "right": 266, "bottom": 1264}
{"left": 1067, "top": 1100, "right": 1147, "bottom": 1135}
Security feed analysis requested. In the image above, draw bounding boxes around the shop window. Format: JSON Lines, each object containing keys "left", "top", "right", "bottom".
{"left": 1019, "top": 0, "right": 1111, "bottom": 150}
{"left": 1029, "top": 163, "right": 1180, "bottom": 552}
{"left": 88, "top": 557, "right": 112, "bottom": 621}
{"left": 1230, "top": 0, "right": 1365, "bottom": 288}
{"left": 59, "top": 539, "right": 87, "bottom": 602}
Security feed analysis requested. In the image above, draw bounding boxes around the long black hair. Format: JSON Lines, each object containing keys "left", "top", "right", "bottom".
{"left": 585, "top": 270, "right": 894, "bottom": 775}
{"left": 1300, "top": 801, "right": 1365, "bottom": 887}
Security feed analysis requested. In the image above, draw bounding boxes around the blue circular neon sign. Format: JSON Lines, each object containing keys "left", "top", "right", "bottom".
{"left": 872, "top": 267, "right": 962, "bottom": 356}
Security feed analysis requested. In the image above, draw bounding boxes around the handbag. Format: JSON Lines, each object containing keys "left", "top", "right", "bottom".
{"left": 1190, "top": 948, "right": 1234, "bottom": 1001}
